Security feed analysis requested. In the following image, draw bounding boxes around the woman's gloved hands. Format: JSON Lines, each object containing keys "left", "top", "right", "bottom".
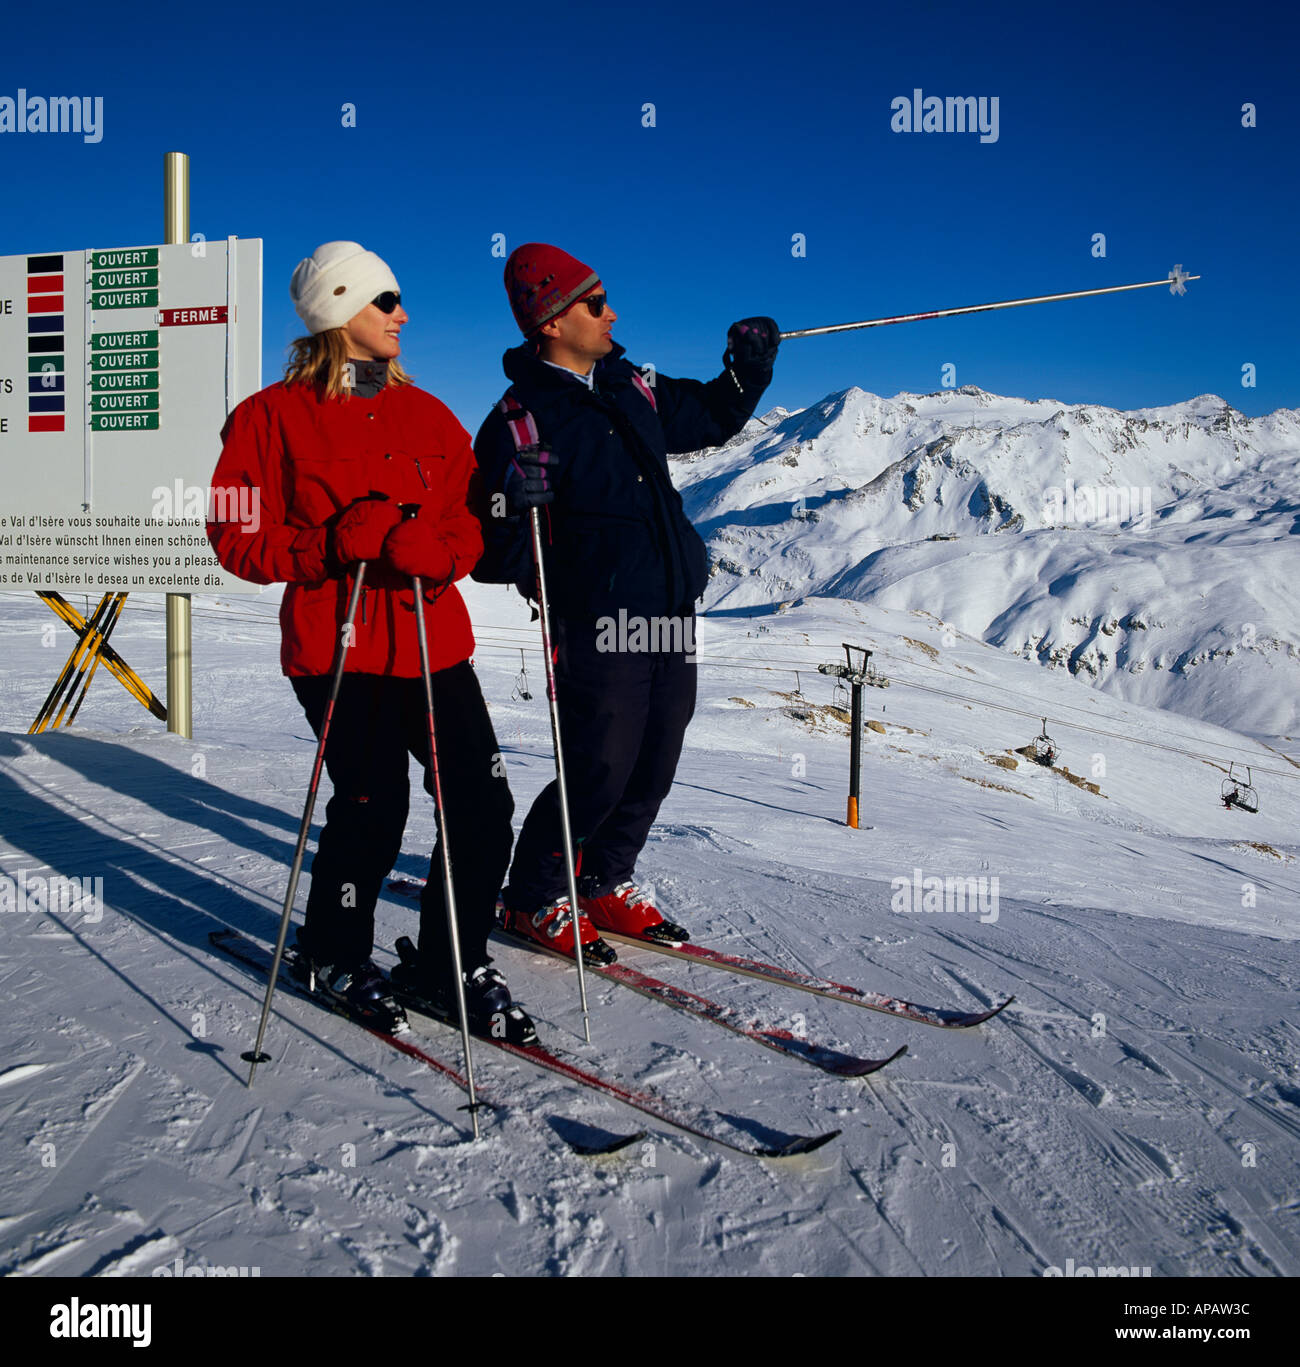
{"left": 326, "top": 493, "right": 403, "bottom": 573}
{"left": 382, "top": 510, "right": 455, "bottom": 584}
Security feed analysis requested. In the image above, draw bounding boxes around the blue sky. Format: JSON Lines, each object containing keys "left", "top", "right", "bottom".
{"left": 3, "top": 0, "right": 1295, "bottom": 429}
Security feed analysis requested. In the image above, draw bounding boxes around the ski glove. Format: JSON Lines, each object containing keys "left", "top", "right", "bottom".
{"left": 381, "top": 515, "right": 456, "bottom": 584}
{"left": 725, "top": 317, "right": 780, "bottom": 376}
{"left": 503, "top": 443, "right": 558, "bottom": 514}
{"left": 326, "top": 494, "right": 402, "bottom": 574}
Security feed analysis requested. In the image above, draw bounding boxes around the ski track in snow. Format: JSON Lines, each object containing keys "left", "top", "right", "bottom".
{"left": 0, "top": 583, "right": 1297, "bottom": 1276}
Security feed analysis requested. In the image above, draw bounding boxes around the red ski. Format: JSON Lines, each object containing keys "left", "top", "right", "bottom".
{"left": 503, "top": 928, "right": 905, "bottom": 1077}
{"left": 603, "top": 932, "right": 1014, "bottom": 1029}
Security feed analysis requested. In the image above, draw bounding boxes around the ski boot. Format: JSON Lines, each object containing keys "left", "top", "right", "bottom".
{"left": 498, "top": 895, "right": 617, "bottom": 966}
{"left": 391, "top": 937, "right": 538, "bottom": 1047}
{"left": 578, "top": 880, "right": 690, "bottom": 946}
{"left": 291, "top": 951, "right": 409, "bottom": 1035}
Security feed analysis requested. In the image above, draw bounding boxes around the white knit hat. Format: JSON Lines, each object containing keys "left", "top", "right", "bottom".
{"left": 289, "top": 241, "right": 401, "bottom": 335}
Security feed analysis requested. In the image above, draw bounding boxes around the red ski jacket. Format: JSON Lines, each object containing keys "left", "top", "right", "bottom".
{"left": 207, "top": 379, "right": 481, "bottom": 678}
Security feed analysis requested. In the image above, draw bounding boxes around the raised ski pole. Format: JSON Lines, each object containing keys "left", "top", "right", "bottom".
{"left": 779, "top": 265, "right": 1199, "bottom": 340}
{"left": 402, "top": 505, "right": 482, "bottom": 1140}
{"left": 530, "top": 504, "right": 593, "bottom": 1044}
{"left": 243, "top": 562, "right": 368, "bottom": 1085}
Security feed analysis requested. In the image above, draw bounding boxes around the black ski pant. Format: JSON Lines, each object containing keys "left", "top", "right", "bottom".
{"left": 505, "top": 614, "right": 696, "bottom": 911}
{"left": 291, "top": 667, "right": 514, "bottom": 990}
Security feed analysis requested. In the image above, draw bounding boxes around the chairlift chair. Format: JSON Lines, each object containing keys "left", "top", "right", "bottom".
{"left": 1221, "top": 763, "right": 1259, "bottom": 814}
{"left": 511, "top": 649, "right": 533, "bottom": 702}
{"left": 1032, "top": 717, "right": 1058, "bottom": 768}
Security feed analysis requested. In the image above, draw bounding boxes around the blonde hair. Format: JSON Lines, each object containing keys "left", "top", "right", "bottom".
{"left": 284, "top": 329, "right": 413, "bottom": 398}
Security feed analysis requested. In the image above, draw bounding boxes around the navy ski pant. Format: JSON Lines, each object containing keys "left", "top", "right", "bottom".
{"left": 506, "top": 614, "right": 696, "bottom": 910}
{"left": 291, "top": 667, "right": 514, "bottom": 987}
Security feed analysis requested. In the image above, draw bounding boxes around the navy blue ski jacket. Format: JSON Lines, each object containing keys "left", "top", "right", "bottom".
{"left": 472, "top": 342, "right": 768, "bottom": 620}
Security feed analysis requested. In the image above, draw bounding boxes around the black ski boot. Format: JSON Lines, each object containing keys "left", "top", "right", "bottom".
{"left": 291, "top": 951, "right": 409, "bottom": 1036}
{"left": 391, "top": 937, "right": 539, "bottom": 1047}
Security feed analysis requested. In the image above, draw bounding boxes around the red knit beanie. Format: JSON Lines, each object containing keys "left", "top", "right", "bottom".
{"left": 504, "top": 243, "right": 600, "bottom": 336}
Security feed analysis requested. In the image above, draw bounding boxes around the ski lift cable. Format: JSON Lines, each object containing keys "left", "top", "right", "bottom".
{"left": 17, "top": 596, "right": 1285, "bottom": 785}
{"left": 473, "top": 634, "right": 1293, "bottom": 782}
{"left": 660, "top": 631, "right": 1290, "bottom": 778}
{"left": 467, "top": 634, "right": 1295, "bottom": 778}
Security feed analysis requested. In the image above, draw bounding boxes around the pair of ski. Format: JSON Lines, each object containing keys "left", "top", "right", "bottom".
{"left": 209, "top": 927, "right": 837, "bottom": 1159}
{"left": 388, "top": 876, "right": 1012, "bottom": 1049}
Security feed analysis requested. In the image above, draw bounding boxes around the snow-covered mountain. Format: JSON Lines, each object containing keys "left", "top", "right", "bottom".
{"left": 676, "top": 388, "right": 1300, "bottom": 736}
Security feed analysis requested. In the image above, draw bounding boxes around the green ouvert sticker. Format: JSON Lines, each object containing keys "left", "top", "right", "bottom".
{"left": 90, "top": 370, "right": 157, "bottom": 392}
{"left": 91, "top": 330, "right": 159, "bottom": 351}
{"left": 90, "top": 350, "right": 159, "bottom": 371}
{"left": 92, "top": 289, "right": 159, "bottom": 310}
{"left": 91, "top": 412, "right": 161, "bottom": 431}
{"left": 92, "top": 391, "right": 161, "bottom": 412}
{"left": 90, "top": 248, "right": 160, "bottom": 270}
{"left": 92, "top": 269, "right": 159, "bottom": 290}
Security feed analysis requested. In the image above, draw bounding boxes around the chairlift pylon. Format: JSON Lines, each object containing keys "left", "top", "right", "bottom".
{"left": 1220, "top": 763, "right": 1259, "bottom": 814}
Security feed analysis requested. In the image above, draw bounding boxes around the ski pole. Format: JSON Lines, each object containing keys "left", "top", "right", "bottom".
{"left": 243, "top": 563, "right": 367, "bottom": 1086}
{"left": 402, "top": 504, "right": 482, "bottom": 1140}
{"left": 779, "top": 264, "right": 1199, "bottom": 340}
{"left": 530, "top": 504, "right": 593, "bottom": 1045}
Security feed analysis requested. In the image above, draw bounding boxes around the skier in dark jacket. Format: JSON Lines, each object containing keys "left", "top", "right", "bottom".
{"left": 473, "top": 242, "right": 778, "bottom": 958}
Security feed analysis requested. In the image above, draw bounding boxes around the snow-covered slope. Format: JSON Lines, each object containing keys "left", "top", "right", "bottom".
{"left": 1, "top": 583, "right": 1297, "bottom": 1277}
{"left": 676, "top": 388, "right": 1300, "bottom": 735}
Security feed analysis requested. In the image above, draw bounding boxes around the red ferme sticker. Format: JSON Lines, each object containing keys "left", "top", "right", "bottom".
{"left": 159, "top": 306, "right": 229, "bottom": 326}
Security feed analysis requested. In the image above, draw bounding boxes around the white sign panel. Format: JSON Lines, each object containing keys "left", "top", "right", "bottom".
{"left": 0, "top": 238, "right": 262, "bottom": 592}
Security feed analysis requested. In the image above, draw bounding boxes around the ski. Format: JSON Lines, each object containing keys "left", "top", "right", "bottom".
{"left": 386, "top": 878, "right": 903, "bottom": 1077}
{"left": 393, "top": 986, "right": 840, "bottom": 1158}
{"left": 522, "top": 943, "right": 905, "bottom": 1077}
{"left": 603, "top": 932, "right": 1014, "bottom": 1029}
{"left": 208, "top": 927, "right": 643, "bottom": 1156}
{"left": 213, "top": 926, "right": 838, "bottom": 1159}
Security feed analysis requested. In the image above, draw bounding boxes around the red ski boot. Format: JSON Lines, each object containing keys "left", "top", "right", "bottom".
{"left": 578, "top": 881, "right": 690, "bottom": 946}
{"left": 499, "top": 896, "right": 617, "bottom": 966}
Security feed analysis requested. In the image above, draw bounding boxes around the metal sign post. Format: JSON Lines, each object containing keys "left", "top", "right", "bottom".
{"left": 164, "top": 151, "right": 192, "bottom": 737}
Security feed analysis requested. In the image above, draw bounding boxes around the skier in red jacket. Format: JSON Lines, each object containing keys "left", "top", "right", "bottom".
{"left": 208, "top": 241, "right": 532, "bottom": 1043}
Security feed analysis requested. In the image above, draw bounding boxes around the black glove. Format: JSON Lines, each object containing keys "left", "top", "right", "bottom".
{"left": 724, "top": 317, "right": 780, "bottom": 379}
{"left": 503, "top": 443, "right": 558, "bottom": 514}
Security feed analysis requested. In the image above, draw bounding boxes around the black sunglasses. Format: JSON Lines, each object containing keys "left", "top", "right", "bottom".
{"left": 579, "top": 292, "right": 609, "bottom": 318}
{"left": 372, "top": 291, "right": 402, "bottom": 314}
